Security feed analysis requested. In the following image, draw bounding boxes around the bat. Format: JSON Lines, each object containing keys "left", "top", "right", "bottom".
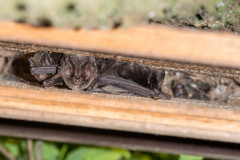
{"left": 28, "top": 51, "right": 171, "bottom": 100}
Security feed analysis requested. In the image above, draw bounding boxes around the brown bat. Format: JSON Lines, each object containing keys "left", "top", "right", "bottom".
{"left": 28, "top": 51, "right": 171, "bottom": 100}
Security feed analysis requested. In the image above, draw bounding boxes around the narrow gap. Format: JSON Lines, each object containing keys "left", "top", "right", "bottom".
{"left": 0, "top": 48, "right": 240, "bottom": 109}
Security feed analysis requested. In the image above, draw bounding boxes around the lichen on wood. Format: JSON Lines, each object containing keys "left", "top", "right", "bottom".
{"left": 0, "top": 0, "right": 239, "bottom": 32}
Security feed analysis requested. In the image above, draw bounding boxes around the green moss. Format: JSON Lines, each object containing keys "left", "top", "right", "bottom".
{"left": 0, "top": 0, "right": 239, "bottom": 31}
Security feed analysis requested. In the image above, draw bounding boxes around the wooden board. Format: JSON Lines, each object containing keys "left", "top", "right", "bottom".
{"left": 0, "top": 81, "right": 240, "bottom": 143}
{"left": 0, "top": 21, "right": 240, "bottom": 68}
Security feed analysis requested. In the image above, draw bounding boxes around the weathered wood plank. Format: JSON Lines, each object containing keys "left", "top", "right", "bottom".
{"left": 0, "top": 22, "right": 240, "bottom": 68}
{"left": 0, "top": 83, "right": 239, "bottom": 143}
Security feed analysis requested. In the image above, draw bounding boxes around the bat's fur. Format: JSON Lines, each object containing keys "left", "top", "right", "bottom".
{"left": 28, "top": 51, "right": 62, "bottom": 81}
{"left": 105, "top": 61, "right": 164, "bottom": 90}
{"left": 29, "top": 51, "right": 171, "bottom": 100}
{"left": 59, "top": 55, "right": 98, "bottom": 90}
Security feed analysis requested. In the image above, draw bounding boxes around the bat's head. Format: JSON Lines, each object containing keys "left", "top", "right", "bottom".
{"left": 28, "top": 51, "right": 54, "bottom": 81}
{"left": 59, "top": 55, "right": 97, "bottom": 90}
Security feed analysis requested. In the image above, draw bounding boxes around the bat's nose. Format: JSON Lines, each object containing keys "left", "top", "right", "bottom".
{"left": 73, "top": 76, "right": 83, "bottom": 85}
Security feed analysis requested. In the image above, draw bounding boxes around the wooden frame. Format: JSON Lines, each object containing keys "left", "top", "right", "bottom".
{"left": 0, "top": 21, "right": 240, "bottom": 146}
{"left": 0, "top": 21, "right": 240, "bottom": 68}
{"left": 0, "top": 81, "right": 239, "bottom": 144}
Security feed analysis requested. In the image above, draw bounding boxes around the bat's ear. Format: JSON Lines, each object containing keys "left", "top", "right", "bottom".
{"left": 82, "top": 59, "right": 93, "bottom": 80}
{"left": 157, "top": 70, "right": 165, "bottom": 90}
{"left": 28, "top": 56, "right": 36, "bottom": 67}
{"left": 64, "top": 56, "right": 76, "bottom": 77}
{"left": 147, "top": 71, "right": 157, "bottom": 86}
{"left": 37, "top": 51, "right": 53, "bottom": 66}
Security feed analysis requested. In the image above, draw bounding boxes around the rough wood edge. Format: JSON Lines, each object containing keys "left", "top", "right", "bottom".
{"left": 0, "top": 21, "right": 240, "bottom": 68}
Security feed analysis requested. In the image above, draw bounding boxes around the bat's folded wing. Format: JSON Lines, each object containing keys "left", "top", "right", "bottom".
{"left": 30, "top": 65, "right": 58, "bottom": 75}
{"left": 99, "top": 76, "right": 155, "bottom": 98}
{"left": 99, "top": 76, "right": 171, "bottom": 100}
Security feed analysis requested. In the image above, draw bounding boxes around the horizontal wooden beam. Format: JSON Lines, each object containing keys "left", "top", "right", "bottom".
{"left": 0, "top": 21, "right": 240, "bottom": 68}
{"left": 1, "top": 118, "right": 240, "bottom": 160}
{"left": 0, "top": 81, "right": 240, "bottom": 143}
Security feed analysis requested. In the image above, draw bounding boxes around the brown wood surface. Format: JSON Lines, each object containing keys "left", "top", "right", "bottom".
{"left": 0, "top": 82, "right": 240, "bottom": 143}
{"left": 0, "top": 21, "right": 240, "bottom": 68}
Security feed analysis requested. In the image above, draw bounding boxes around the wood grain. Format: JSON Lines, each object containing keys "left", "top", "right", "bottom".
{"left": 0, "top": 84, "right": 240, "bottom": 143}
{"left": 0, "top": 22, "right": 240, "bottom": 68}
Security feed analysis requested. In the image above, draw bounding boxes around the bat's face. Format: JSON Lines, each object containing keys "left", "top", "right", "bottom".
{"left": 59, "top": 55, "right": 97, "bottom": 91}
{"left": 28, "top": 51, "right": 54, "bottom": 81}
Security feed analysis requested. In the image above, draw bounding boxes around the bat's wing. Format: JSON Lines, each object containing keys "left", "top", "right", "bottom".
{"left": 99, "top": 76, "right": 155, "bottom": 98}
{"left": 30, "top": 65, "right": 58, "bottom": 75}
{"left": 157, "top": 91, "right": 171, "bottom": 100}
{"left": 86, "top": 59, "right": 116, "bottom": 91}
{"left": 99, "top": 76, "right": 168, "bottom": 99}
{"left": 99, "top": 75, "right": 171, "bottom": 100}
{"left": 42, "top": 74, "right": 63, "bottom": 88}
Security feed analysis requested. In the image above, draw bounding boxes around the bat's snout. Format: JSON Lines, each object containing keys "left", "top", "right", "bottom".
{"left": 72, "top": 76, "right": 83, "bottom": 85}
